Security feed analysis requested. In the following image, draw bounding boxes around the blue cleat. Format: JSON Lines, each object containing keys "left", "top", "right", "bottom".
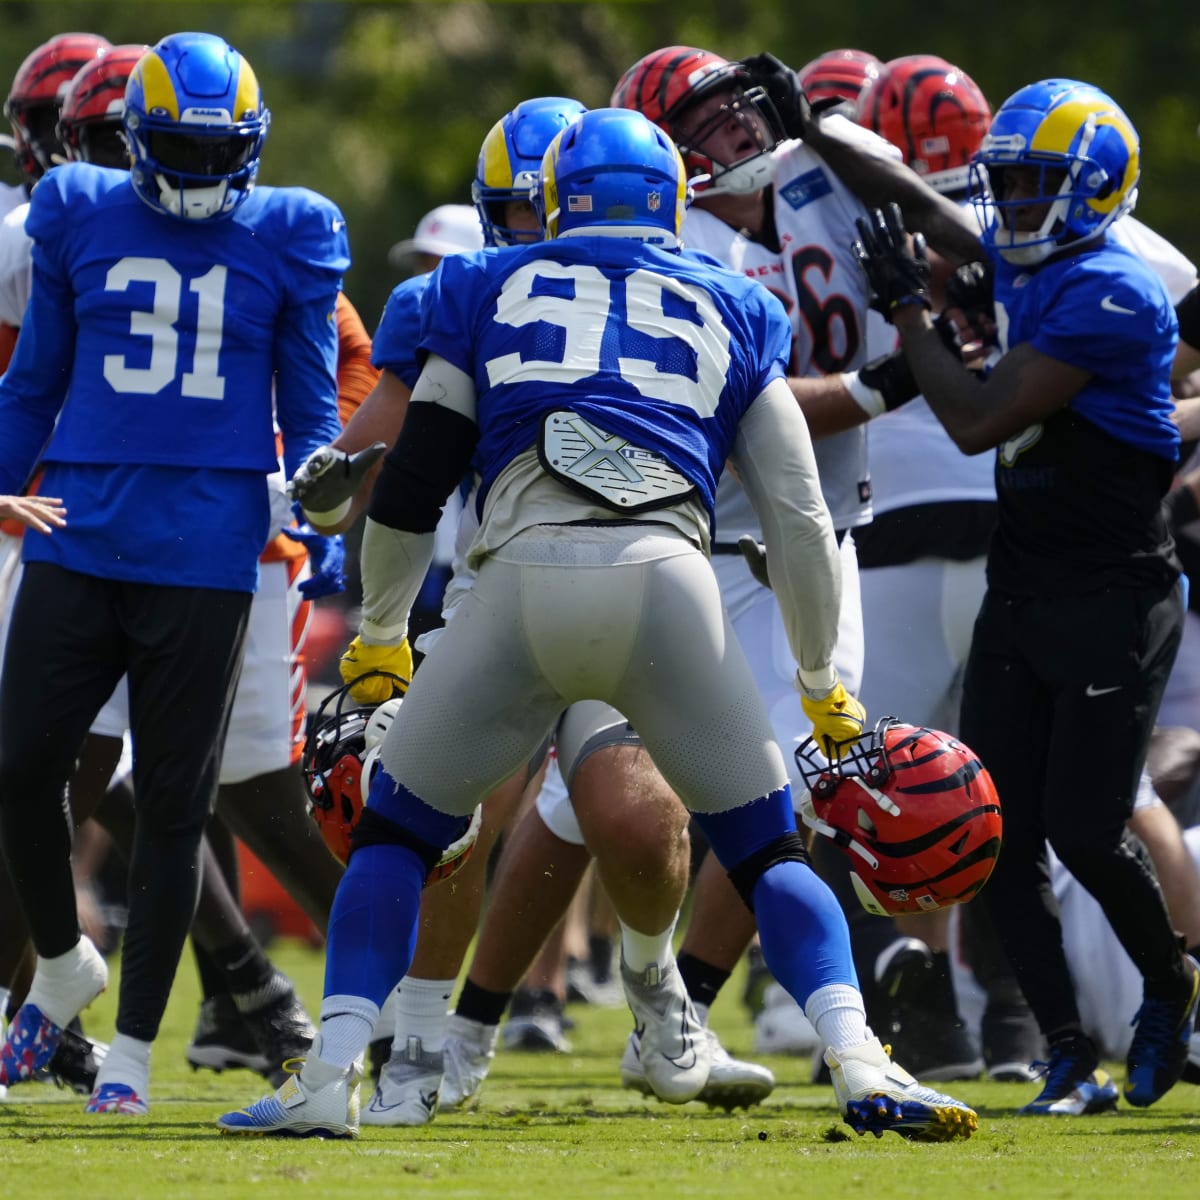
{"left": 1124, "top": 954, "right": 1200, "bottom": 1108}
{"left": 826, "top": 1037, "right": 978, "bottom": 1141}
{"left": 0, "top": 1005, "right": 65, "bottom": 1087}
{"left": 1018, "top": 1035, "right": 1118, "bottom": 1115}
{"left": 217, "top": 1052, "right": 360, "bottom": 1139}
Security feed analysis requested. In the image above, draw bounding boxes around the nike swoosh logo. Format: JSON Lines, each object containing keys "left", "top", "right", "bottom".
{"left": 1085, "top": 683, "right": 1122, "bottom": 697}
{"left": 1101, "top": 294, "right": 1136, "bottom": 315}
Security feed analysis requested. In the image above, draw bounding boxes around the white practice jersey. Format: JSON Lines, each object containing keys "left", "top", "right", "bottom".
{"left": 685, "top": 120, "right": 895, "bottom": 538}
{"left": 1112, "top": 213, "right": 1198, "bottom": 305}
{"left": 0, "top": 181, "right": 24, "bottom": 221}
{"left": 0, "top": 201, "right": 30, "bottom": 327}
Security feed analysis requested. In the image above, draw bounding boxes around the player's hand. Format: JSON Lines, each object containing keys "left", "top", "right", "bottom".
{"left": 288, "top": 441, "right": 387, "bottom": 516}
{"left": 799, "top": 679, "right": 867, "bottom": 759}
{"left": 340, "top": 635, "right": 412, "bottom": 703}
{"left": 859, "top": 349, "right": 920, "bottom": 412}
{"left": 281, "top": 520, "right": 347, "bottom": 599}
{"left": 852, "top": 203, "right": 932, "bottom": 320}
{"left": 0, "top": 494, "right": 66, "bottom": 534}
{"left": 737, "top": 534, "right": 772, "bottom": 589}
{"left": 738, "top": 52, "right": 813, "bottom": 140}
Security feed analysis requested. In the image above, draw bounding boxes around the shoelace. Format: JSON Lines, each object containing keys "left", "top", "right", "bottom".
{"left": 279, "top": 1056, "right": 307, "bottom": 1077}
{"left": 1028, "top": 1047, "right": 1089, "bottom": 1097}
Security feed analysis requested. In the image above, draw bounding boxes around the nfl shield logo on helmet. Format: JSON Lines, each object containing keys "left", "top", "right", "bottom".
{"left": 647, "top": 192, "right": 661, "bottom": 211}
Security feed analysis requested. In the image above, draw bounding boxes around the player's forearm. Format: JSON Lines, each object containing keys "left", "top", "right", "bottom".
{"left": 806, "top": 117, "right": 980, "bottom": 265}
{"left": 358, "top": 516, "right": 433, "bottom": 644}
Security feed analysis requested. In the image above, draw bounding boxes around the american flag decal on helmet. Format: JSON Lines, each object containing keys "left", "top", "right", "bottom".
{"left": 567, "top": 195, "right": 592, "bottom": 211}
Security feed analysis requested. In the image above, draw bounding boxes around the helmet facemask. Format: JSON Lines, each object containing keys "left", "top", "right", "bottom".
{"left": 670, "top": 82, "right": 780, "bottom": 196}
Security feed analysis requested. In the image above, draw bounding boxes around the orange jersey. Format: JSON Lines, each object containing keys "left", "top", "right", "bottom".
{"left": 262, "top": 291, "right": 379, "bottom": 563}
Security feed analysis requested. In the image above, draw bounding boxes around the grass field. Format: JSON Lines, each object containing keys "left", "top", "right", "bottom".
{"left": 2, "top": 939, "right": 1197, "bottom": 1200}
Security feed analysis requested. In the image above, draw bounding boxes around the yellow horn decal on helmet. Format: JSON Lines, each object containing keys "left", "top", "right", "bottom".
{"left": 540, "top": 130, "right": 564, "bottom": 238}
{"left": 670, "top": 141, "right": 688, "bottom": 234}
{"left": 479, "top": 120, "right": 514, "bottom": 188}
{"left": 233, "top": 57, "right": 261, "bottom": 121}
{"left": 1033, "top": 96, "right": 1139, "bottom": 216}
{"left": 133, "top": 51, "right": 179, "bottom": 119}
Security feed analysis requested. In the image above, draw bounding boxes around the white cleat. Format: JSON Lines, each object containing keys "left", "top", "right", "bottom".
{"left": 621, "top": 1025, "right": 774, "bottom": 1110}
{"left": 753, "top": 982, "right": 821, "bottom": 1055}
{"left": 620, "top": 959, "right": 710, "bottom": 1104}
{"left": 361, "top": 1035, "right": 443, "bottom": 1127}
{"left": 216, "top": 1052, "right": 361, "bottom": 1139}
{"left": 826, "top": 1036, "right": 978, "bottom": 1142}
{"left": 440, "top": 1014, "right": 499, "bottom": 1109}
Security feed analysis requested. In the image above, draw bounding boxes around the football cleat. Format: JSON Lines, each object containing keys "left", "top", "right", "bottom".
{"left": 621, "top": 1025, "right": 774, "bottom": 1110}
{"left": 217, "top": 1051, "right": 361, "bottom": 1139}
{"left": 360, "top": 1035, "right": 443, "bottom": 1127}
{"left": 1019, "top": 1035, "right": 1118, "bottom": 1116}
{"left": 440, "top": 1014, "right": 499, "bottom": 1109}
{"left": 48, "top": 1024, "right": 108, "bottom": 1095}
{"left": 187, "top": 993, "right": 270, "bottom": 1075}
{"left": 501, "top": 987, "right": 572, "bottom": 1053}
{"left": 0, "top": 1005, "right": 66, "bottom": 1086}
{"left": 753, "top": 981, "right": 821, "bottom": 1055}
{"left": 827, "top": 1036, "right": 978, "bottom": 1141}
{"left": 86, "top": 1082, "right": 149, "bottom": 1115}
{"left": 238, "top": 981, "right": 316, "bottom": 1088}
{"left": 1124, "top": 955, "right": 1200, "bottom": 1108}
{"left": 620, "top": 958, "right": 710, "bottom": 1104}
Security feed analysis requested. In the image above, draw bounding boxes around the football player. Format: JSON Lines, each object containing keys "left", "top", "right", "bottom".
{"left": 0, "top": 33, "right": 348, "bottom": 1116}
{"left": 221, "top": 106, "right": 978, "bottom": 1143}
{"left": 837, "top": 77, "right": 1200, "bottom": 1113}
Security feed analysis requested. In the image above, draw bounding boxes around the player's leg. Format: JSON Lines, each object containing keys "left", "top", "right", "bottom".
{"left": 218, "top": 554, "right": 563, "bottom": 1137}
{"left": 0, "top": 565, "right": 130, "bottom": 1089}
{"left": 613, "top": 543, "right": 976, "bottom": 1140}
{"left": 89, "top": 581, "right": 251, "bottom": 1114}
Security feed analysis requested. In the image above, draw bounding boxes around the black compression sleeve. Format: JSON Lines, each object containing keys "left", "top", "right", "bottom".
{"left": 367, "top": 402, "right": 479, "bottom": 533}
{"left": 1179, "top": 286, "right": 1200, "bottom": 352}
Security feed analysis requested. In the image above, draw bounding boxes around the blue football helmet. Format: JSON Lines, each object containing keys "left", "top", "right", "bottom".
{"left": 124, "top": 32, "right": 270, "bottom": 221}
{"left": 472, "top": 96, "right": 587, "bottom": 246}
{"left": 969, "top": 78, "right": 1139, "bottom": 266}
{"left": 534, "top": 107, "right": 689, "bottom": 243}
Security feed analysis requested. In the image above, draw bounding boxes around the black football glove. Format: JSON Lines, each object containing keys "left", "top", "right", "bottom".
{"left": 859, "top": 349, "right": 920, "bottom": 411}
{"left": 851, "top": 203, "right": 932, "bottom": 321}
{"left": 738, "top": 52, "right": 812, "bottom": 140}
{"left": 945, "top": 259, "right": 995, "bottom": 329}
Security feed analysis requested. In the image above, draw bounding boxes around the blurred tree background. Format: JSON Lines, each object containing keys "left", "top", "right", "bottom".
{"left": 2, "top": 0, "right": 1198, "bottom": 329}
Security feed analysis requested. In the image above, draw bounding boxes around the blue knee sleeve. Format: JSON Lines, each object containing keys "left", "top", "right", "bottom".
{"left": 689, "top": 786, "right": 796, "bottom": 870}
{"left": 323, "top": 843, "right": 424, "bottom": 1008}
{"left": 367, "top": 764, "right": 469, "bottom": 848}
{"left": 754, "top": 860, "right": 859, "bottom": 1006}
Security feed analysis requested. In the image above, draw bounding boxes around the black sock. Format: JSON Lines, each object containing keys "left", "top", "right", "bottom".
{"left": 456, "top": 979, "right": 511, "bottom": 1027}
{"left": 589, "top": 934, "right": 614, "bottom": 983}
{"left": 677, "top": 952, "right": 730, "bottom": 1011}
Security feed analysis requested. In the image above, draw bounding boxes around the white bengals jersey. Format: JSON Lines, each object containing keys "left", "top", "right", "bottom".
{"left": 685, "top": 120, "right": 893, "bottom": 537}
{"left": 0, "top": 181, "right": 24, "bottom": 221}
{"left": 0, "top": 201, "right": 30, "bottom": 327}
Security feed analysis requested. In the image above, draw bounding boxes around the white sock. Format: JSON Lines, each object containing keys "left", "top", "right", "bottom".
{"left": 317, "top": 995, "right": 379, "bottom": 1069}
{"left": 620, "top": 917, "right": 678, "bottom": 974}
{"left": 25, "top": 936, "right": 108, "bottom": 1030}
{"left": 805, "top": 983, "right": 869, "bottom": 1051}
{"left": 373, "top": 986, "right": 400, "bottom": 1044}
{"left": 393, "top": 976, "right": 455, "bottom": 1053}
{"left": 94, "top": 1032, "right": 151, "bottom": 1098}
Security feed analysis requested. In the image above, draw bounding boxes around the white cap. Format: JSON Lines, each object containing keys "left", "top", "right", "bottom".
{"left": 388, "top": 204, "right": 485, "bottom": 270}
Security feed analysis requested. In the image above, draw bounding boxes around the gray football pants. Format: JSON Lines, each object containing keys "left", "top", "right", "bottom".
{"left": 378, "top": 523, "right": 790, "bottom": 819}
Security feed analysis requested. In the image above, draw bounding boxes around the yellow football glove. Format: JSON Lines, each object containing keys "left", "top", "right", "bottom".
{"left": 800, "top": 681, "right": 867, "bottom": 760}
{"left": 339, "top": 635, "right": 412, "bottom": 704}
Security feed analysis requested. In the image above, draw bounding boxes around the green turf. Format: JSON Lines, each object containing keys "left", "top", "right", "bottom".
{"left": 2, "top": 940, "right": 1197, "bottom": 1199}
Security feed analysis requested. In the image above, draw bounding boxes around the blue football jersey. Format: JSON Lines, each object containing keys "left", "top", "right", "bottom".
{"left": 418, "top": 238, "right": 791, "bottom": 522}
{"left": 0, "top": 163, "right": 348, "bottom": 590}
{"left": 372, "top": 274, "right": 428, "bottom": 389}
{"left": 988, "top": 235, "right": 1180, "bottom": 595}
{"left": 995, "top": 237, "right": 1178, "bottom": 459}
